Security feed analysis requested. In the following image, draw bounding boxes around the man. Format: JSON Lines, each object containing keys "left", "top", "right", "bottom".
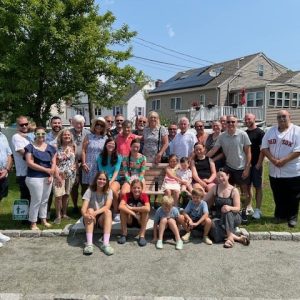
{"left": 133, "top": 116, "right": 147, "bottom": 153}
{"left": 165, "top": 122, "right": 178, "bottom": 158}
{"left": 104, "top": 115, "right": 114, "bottom": 136}
{"left": 219, "top": 115, "right": 227, "bottom": 132}
{"left": 194, "top": 120, "right": 208, "bottom": 145}
{"left": 171, "top": 117, "right": 197, "bottom": 159}
{"left": 261, "top": 110, "right": 300, "bottom": 227}
{"left": 110, "top": 114, "right": 124, "bottom": 138}
{"left": 207, "top": 115, "right": 251, "bottom": 222}
{"left": 0, "top": 130, "right": 13, "bottom": 247}
{"left": 70, "top": 115, "right": 90, "bottom": 213}
{"left": 11, "top": 116, "right": 31, "bottom": 202}
{"left": 244, "top": 113, "right": 265, "bottom": 219}
{"left": 46, "top": 116, "right": 62, "bottom": 147}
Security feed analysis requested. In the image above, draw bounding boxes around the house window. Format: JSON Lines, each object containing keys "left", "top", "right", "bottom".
{"left": 292, "top": 93, "right": 298, "bottom": 107}
{"left": 135, "top": 107, "right": 145, "bottom": 116}
{"left": 75, "top": 107, "right": 84, "bottom": 115}
{"left": 256, "top": 92, "right": 264, "bottom": 106}
{"left": 113, "top": 106, "right": 123, "bottom": 116}
{"left": 199, "top": 94, "right": 206, "bottom": 106}
{"left": 246, "top": 92, "right": 264, "bottom": 107}
{"left": 258, "top": 64, "right": 264, "bottom": 77}
{"left": 151, "top": 99, "right": 160, "bottom": 111}
{"left": 247, "top": 93, "right": 255, "bottom": 107}
{"left": 170, "top": 97, "right": 181, "bottom": 110}
{"left": 284, "top": 92, "right": 290, "bottom": 107}
{"left": 276, "top": 92, "right": 283, "bottom": 107}
{"left": 269, "top": 91, "right": 275, "bottom": 107}
{"left": 94, "top": 108, "right": 101, "bottom": 116}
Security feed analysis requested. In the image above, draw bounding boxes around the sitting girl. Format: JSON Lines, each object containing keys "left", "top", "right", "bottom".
{"left": 191, "top": 143, "right": 216, "bottom": 192}
{"left": 121, "top": 139, "right": 147, "bottom": 195}
{"left": 81, "top": 172, "right": 114, "bottom": 256}
{"left": 118, "top": 179, "right": 150, "bottom": 247}
{"left": 176, "top": 157, "right": 193, "bottom": 195}
{"left": 153, "top": 195, "right": 183, "bottom": 250}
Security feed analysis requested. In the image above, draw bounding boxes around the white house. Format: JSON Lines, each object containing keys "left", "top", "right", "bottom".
{"left": 50, "top": 81, "right": 155, "bottom": 126}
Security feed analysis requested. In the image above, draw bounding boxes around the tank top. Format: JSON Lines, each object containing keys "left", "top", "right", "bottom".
{"left": 194, "top": 156, "right": 211, "bottom": 179}
{"left": 214, "top": 185, "right": 234, "bottom": 218}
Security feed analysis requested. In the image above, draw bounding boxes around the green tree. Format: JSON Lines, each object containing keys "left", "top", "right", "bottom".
{"left": 0, "top": 0, "right": 144, "bottom": 126}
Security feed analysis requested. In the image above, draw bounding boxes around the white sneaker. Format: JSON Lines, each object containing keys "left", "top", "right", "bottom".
{"left": 252, "top": 208, "right": 262, "bottom": 219}
{"left": 246, "top": 206, "right": 254, "bottom": 216}
{"left": 0, "top": 242, "right": 3, "bottom": 248}
{"left": 181, "top": 232, "right": 191, "bottom": 242}
{"left": 0, "top": 233, "right": 10, "bottom": 243}
{"left": 113, "top": 214, "right": 120, "bottom": 222}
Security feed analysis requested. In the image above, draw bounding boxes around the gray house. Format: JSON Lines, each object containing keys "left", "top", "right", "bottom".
{"left": 147, "top": 52, "right": 300, "bottom": 126}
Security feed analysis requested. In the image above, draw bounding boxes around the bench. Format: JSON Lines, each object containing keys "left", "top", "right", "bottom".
{"left": 144, "top": 163, "right": 168, "bottom": 196}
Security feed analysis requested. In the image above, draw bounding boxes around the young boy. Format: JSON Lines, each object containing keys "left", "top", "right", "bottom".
{"left": 179, "top": 188, "right": 213, "bottom": 245}
{"left": 153, "top": 195, "right": 183, "bottom": 250}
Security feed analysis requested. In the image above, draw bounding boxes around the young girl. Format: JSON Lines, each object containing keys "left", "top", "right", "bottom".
{"left": 161, "top": 154, "right": 181, "bottom": 207}
{"left": 121, "top": 139, "right": 147, "bottom": 195}
{"left": 81, "top": 172, "right": 114, "bottom": 256}
{"left": 153, "top": 195, "right": 183, "bottom": 250}
{"left": 176, "top": 157, "right": 193, "bottom": 195}
{"left": 97, "top": 137, "right": 122, "bottom": 221}
{"left": 191, "top": 143, "right": 216, "bottom": 192}
{"left": 118, "top": 179, "right": 150, "bottom": 247}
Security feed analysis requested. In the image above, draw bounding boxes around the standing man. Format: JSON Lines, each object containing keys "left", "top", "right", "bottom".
{"left": 171, "top": 117, "right": 197, "bottom": 159}
{"left": 261, "top": 110, "right": 300, "bottom": 227}
{"left": 110, "top": 114, "right": 124, "bottom": 138}
{"left": 70, "top": 115, "right": 90, "bottom": 213}
{"left": 104, "top": 115, "right": 114, "bottom": 137}
{"left": 165, "top": 122, "right": 178, "bottom": 158}
{"left": 0, "top": 130, "right": 13, "bottom": 247}
{"left": 11, "top": 116, "right": 31, "bottom": 202}
{"left": 219, "top": 115, "right": 227, "bottom": 132}
{"left": 244, "top": 113, "right": 265, "bottom": 219}
{"left": 207, "top": 115, "right": 251, "bottom": 222}
{"left": 194, "top": 120, "right": 208, "bottom": 145}
{"left": 46, "top": 116, "right": 62, "bottom": 147}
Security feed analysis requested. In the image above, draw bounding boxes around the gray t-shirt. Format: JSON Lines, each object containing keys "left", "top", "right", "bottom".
{"left": 214, "top": 129, "right": 251, "bottom": 170}
{"left": 154, "top": 206, "right": 179, "bottom": 223}
{"left": 184, "top": 200, "right": 208, "bottom": 220}
{"left": 70, "top": 127, "right": 90, "bottom": 162}
{"left": 82, "top": 188, "right": 113, "bottom": 210}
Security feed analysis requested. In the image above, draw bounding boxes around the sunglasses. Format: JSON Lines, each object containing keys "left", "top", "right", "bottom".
{"left": 226, "top": 121, "right": 236, "bottom": 124}
{"left": 19, "top": 123, "right": 29, "bottom": 127}
{"left": 139, "top": 121, "right": 147, "bottom": 124}
{"left": 277, "top": 115, "right": 287, "bottom": 120}
{"left": 196, "top": 125, "right": 204, "bottom": 128}
{"left": 95, "top": 123, "right": 105, "bottom": 127}
{"left": 106, "top": 120, "right": 114, "bottom": 123}
{"left": 116, "top": 119, "right": 124, "bottom": 123}
{"left": 35, "top": 132, "right": 46, "bottom": 137}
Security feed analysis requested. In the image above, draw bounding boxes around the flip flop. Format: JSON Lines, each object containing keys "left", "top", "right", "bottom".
{"left": 240, "top": 235, "right": 250, "bottom": 246}
{"left": 223, "top": 239, "right": 234, "bottom": 248}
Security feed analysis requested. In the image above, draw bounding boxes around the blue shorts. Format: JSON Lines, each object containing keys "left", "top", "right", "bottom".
{"left": 248, "top": 166, "right": 262, "bottom": 188}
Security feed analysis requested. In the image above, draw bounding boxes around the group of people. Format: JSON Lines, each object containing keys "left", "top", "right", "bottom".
{"left": 0, "top": 109, "right": 299, "bottom": 254}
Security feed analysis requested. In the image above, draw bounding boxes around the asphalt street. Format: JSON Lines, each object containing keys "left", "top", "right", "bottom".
{"left": 0, "top": 235, "right": 299, "bottom": 299}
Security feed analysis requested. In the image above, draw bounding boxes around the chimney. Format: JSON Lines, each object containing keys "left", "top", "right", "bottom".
{"left": 155, "top": 79, "right": 163, "bottom": 88}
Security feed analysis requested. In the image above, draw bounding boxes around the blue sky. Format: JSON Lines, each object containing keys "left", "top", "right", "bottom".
{"left": 98, "top": 0, "right": 300, "bottom": 80}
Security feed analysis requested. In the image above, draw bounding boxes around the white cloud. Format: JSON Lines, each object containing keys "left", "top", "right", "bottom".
{"left": 166, "top": 24, "right": 175, "bottom": 38}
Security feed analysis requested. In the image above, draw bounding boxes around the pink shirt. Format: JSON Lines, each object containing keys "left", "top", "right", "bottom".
{"left": 116, "top": 133, "right": 138, "bottom": 157}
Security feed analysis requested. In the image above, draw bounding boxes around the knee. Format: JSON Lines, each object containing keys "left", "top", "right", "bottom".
{"left": 160, "top": 217, "right": 168, "bottom": 225}
{"left": 104, "top": 209, "right": 112, "bottom": 218}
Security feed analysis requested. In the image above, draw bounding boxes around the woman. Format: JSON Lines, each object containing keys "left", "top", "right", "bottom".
{"left": 81, "top": 172, "right": 114, "bottom": 256}
{"left": 142, "top": 111, "right": 168, "bottom": 163}
{"left": 97, "top": 137, "right": 122, "bottom": 221}
{"left": 82, "top": 118, "right": 107, "bottom": 192}
{"left": 205, "top": 121, "right": 224, "bottom": 170}
{"left": 203, "top": 168, "right": 250, "bottom": 248}
{"left": 118, "top": 179, "right": 150, "bottom": 246}
{"left": 25, "top": 127, "right": 57, "bottom": 230}
{"left": 191, "top": 143, "right": 216, "bottom": 192}
{"left": 121, "top": 139, "right": 147, "bottom": 195}
{"left": 53, "top": 129, "right": 76, "bottom": 224}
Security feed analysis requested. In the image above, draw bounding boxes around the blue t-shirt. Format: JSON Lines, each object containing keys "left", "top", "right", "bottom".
{"left": 24, "top": 144, "right": 56, "bottom": 178}
{"left": 184, "top": 200, "right": 208, "bottom": 221}
{"left": 154, "top": 206, "right": 179, "bottom": 223}
{"left": 97, "top": 154, "right": 122, "bottom": 180}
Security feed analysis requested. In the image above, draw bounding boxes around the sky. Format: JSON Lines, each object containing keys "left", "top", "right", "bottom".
{"left": 97, "top": 0, "right": 300, "bottom": 81}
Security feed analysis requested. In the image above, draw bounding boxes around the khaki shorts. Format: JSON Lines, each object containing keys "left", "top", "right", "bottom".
{"left": 53, "top": 177, "right": 75, "bottom": 197}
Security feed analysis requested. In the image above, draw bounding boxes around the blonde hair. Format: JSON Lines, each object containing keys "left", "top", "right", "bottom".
{"left": 90, "top": 118, "right": 107, "bottom": 134}
{"left": 191, "top": 188, "right": 205, "bottom": 199}
{"left": 161, "top": 195, "right": 174, "bottom": 207}
{"left": 56, "top": 128, "right": 75, "bottom": 148}
{"left": 147, "top": 111, "right": 161, "bottom": 127}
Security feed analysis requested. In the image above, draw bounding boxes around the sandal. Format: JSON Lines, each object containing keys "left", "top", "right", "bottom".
{"left": 240, "top": 235, "right": 250, "bottom": 246}
{"left": 223, "top": 239, "right": 234, "bottom": 248}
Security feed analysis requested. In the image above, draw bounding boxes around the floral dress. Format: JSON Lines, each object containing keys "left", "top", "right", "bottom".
{"left": 122, "top": 154, "right": 147, "bottom": 183}
{"left": 56, "top": 146, "right": 76, "bottom": 180}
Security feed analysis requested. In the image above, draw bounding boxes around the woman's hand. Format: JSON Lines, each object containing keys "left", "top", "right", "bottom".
{"left": 155, "top": 153, "right": 162, "bottom": 164}
{"left": 82, "top": 163, "right": 90, "bottom": 173}
{"left": 55, "top": 176, "right": 63, "bottom": 188}
{"left": 47, "top": 176, "right": 53, "bottom": 185}
{"left": 221, "top": 205, "right": 231, "bottom": 213}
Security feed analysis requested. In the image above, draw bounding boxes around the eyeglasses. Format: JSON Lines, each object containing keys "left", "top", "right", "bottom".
{"left": 277, "top": 115, "right": 287, "bottom": 120}
{"left": 226, "top": 121, "right": 236, "bottom": 124}
{"left": 95, "top": 123, "right": 105, "bottom": 127}
{"left": 116, "top": 119, "right": 124, "bottom": 123}
{"left": 106, "top": 120, "right": 114, "bottom": 123}
{"left": 19, "top": 123, "right": 29, "bottom": 127}
{"left": 35, "top": 132, "right": 46, "bottom": 137}
{"left": 139, "top": 121, "right": 147, "bottom": 124}
{"left": 196, "top": 125, "right": 204, "bottom": 128}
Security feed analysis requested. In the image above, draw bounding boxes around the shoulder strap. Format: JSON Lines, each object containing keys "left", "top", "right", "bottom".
{"left": 157, "top": 126, "right": 161, "bottom": 152}
{"left": 230, "top": 187, "right": 235, "bottom": 198}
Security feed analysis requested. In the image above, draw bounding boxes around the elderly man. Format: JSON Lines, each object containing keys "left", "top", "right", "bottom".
{"left": 244, "top": 113, "right": 265, "bottom": 219}
{"left": 104, "top": 115, "right": 114, "bottom": 136}
{"left": 207, "top": 115, "right": 251, "bottom": 222}
{"left": 261, "top": 110, "right": 300, "bottom": 227}
{"left": 110, "top": 114, "right": 124, "bottom": 138}
{"left": 219, "top": 115, "right": 227, "bottom": 132}
{"left": 70, "top": 115, "right": 90, "bottom": 213}
{"left": 11, "top": 116, "right": 31, "bottom": 202}
{"left": 195, "top": 120, "right": 208, "bottom": 145}
{"left": 171, "top": 117, "right": 197, "bottom": 159}
{"left": 0, "top": 130, "right": 13, "bottom": 247}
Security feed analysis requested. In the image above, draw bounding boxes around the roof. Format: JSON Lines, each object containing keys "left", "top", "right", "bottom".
{"left": 149, "top": 53, "right": 260, "bottom": 94}
{"left": 270, "top": 70, "right": 300, "bottom": 84}
{"left": 122, "top": 83, "right": 144, "bottom": 101}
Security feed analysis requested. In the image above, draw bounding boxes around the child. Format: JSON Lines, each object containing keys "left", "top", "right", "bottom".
{"left": 81, "top": 172, "right": 114, "bottom": 256}
{"left": 118, "top": 179, "right": 150, "bottom": 247}
{"left": 161, "top": 154, "right": 181, "bottom": 207}
{"left": 176, "top": 157, "right": 193, "bottom": 195}
{"left": 178, "top": 188, "right": 213, "bottom": 245}
{"left": 153, "top": 195, "right": 183, "bottom": 250}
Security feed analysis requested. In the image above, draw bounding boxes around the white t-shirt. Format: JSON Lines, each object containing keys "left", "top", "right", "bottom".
{"left": 82, "top": 188, "right": 113, "bottom": 210}
{"left": 11, "top": 133, "right": 30, "bottom": 176}
{"left": 171, "top": 131, "right": 197, "bottom": 159}
{"left": 261, "top": 124, "right": 300, "bottom": 178}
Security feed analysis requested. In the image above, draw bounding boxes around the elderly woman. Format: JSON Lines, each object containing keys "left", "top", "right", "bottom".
{"left": 82, "top": 117, "right": 108, "bottom": 193}
{"left": 203, "top": 168, "right": 250, "bottom": 248}
{"left": 142, "top": 111, "right": 168, "bottom": 163}
{"left": 205, "top": 121, "right": 224, "bottom": 170}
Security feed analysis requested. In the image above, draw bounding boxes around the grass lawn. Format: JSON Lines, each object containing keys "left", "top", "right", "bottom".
{"left": 0, "top": 162, "right": 299, "bottom": 232}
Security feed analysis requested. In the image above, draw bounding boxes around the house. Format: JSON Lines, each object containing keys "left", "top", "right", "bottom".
{"left": 50, "top": 81, "right": 155, "bottom": 126}
{"left": 147, "top": 52, "right": 300, "bottom": 126}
